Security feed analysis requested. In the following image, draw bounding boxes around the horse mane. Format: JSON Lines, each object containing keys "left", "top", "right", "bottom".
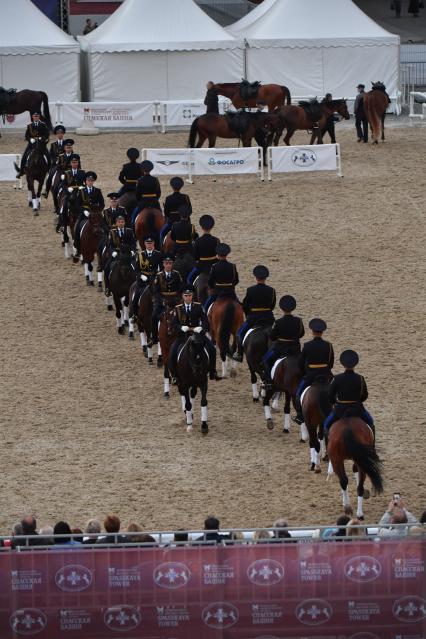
{"left": 214, "top": 82, "right": 238, "bottom": 89}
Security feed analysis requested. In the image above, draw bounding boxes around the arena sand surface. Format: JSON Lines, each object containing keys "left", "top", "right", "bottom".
{"left": 0, "top": 126, "right": 425, "bottom": 534}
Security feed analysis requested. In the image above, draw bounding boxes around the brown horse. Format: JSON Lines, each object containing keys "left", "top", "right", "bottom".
{"left": 0, "top": 89, "right": 52, "bottom": 130}
{"left": 128, "top": 281, "right": 154, "bottom": 352}
{"left": 80, "top": 210, "right": 104, "bottom": 289}
{"left": 274, "top": 99, "right": 350, "bottom": 146}
{"left": 214, "top": 83, "right": 291, "bottom": 111}
{"left": 327, "top": 417, "right": 383, "bottom": 520}
{"left": 22, "top": 138, "right": 49, "bottom": 214}
{"left": 208, "top": 298, "right": 243, "bottom": 378}
{"left": 262, "top": 356, "right": 305, "bottom": 438}
{"left": 58, "top": 187, "right": 81, "bottom": 259}
{"left": 301, "top": 383, "right": 332, "bottom": 473}
{"left": 363, "top": 82, "right": 391, "bottom": 144}
{"left": 118, "top": 191, "right": 137, "bottom": 218}
{"left": 134, "top": 208, "right": 164, "bottom": 249}
{"left": 159, "top": 304, "right": 178, "bottom": 398}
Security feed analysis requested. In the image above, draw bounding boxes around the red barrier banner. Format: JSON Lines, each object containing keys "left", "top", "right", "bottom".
{"left": 0, "top": 539, "right": 425, "bottom": 638}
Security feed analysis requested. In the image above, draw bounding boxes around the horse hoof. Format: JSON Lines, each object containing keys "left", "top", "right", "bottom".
{"left": 124, "top": 320, "right": 129, "bottom": 326}
{"left": 363, "top": 489, "right": 370, "bottom": 500}
{"left": 358, "top": 515, "right": 365, "bottom": 521}
{"left": 201, "top": 423, "right": 209, "bottom": 435}
{"left": 322, "top": 453, "right": 329, "bottom": 462}
{"left": 33, "top": 211, "right": 39, "bottom": 217}
{"left": 107, "top": 306, "right": 113, "bottom": 311}
{"left": 86, "top": 279, "right": 91, "bottom": 286}
{"left": 314, "top": 466, "right": 322, "bottom": 474}
{"left": 163, "top": 392, "right": 169, "bottom": 398}
{"left": 266, "top": 419, "right": 274, "bottom": 431}
{"left": 230, "top": 369, "right": 237, "bottom": 378}
{"left": 128, "top": 332, "right": 134, "bottom": 341}
{"left": 118, "top": 326, "right": 124, "bottom": 335}
{"left": 300, "top": 438, "right": 306, "bottom": 444}
{"left": 310, "top": 463, "right": 315, "bottom": 471}
{"left": 186, "top": 425, "right": 193, "bottom": 433}
{"left": 283, "top": 428, "right": 290, "bottom": 434}
{"left": 252, "top": 397, "right": 259, "bottom": 403}
{"left": 148, "top": 358, "right": 153, "bottom": 365}
{"left": 72, "top": 257, "right": 79, "bottom": 264}
{"left": 157, "top": 356, "right": 163, "bottom": 367}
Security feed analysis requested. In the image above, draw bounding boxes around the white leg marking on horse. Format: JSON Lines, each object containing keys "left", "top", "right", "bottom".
{"left": 186, "top": 410, "right": 193, "bottom": 426}
{"left": 320, "top": 438, "right": 326, "bottom": 457}
{"left": 147, "top": 346, "right": 153, "bottom": 359}
{"left": 36, "top": 197, "right": 40, "bottom": 209}
{"left": 357, "top": 496, "right": 364, "bottom": 519}
{"left": 221, "top": 360, "right": 227, "bottom": 379}
{"left": 284, "top": 413, "right": 290, "bottom": 431}
{"left": 64, "top": 243, "right": 70, "bottom": 259}
{"left": 342, "top": 488, "right": 350, "bottom": 508}
{"left": 164, "top": 377, "right": 170, "bottom": 394}
{"left": 128, "top": 317, "right": 134, "bottom": 333}
{"left": 181, "top": 396, "right": 186, "bottom": 412}
{"left": 300, "top": 423, "right": 309, "bottom": 442}
{"left": 272, "top": 393, "right": 280, "bottom": 411}
{"left": 123, "top": 305, "right": 129, "bottom": 322}
{"left": 116, "top": 317, "right": 121, "bottom": 328}
{"left": 314, "top": 450, "right": 320, "bottom": 467}
{"left": 141, "top": 332, "right": 147, "bottom": 347}
{"left": 201, "top": 405, "right": 208, "bottom": 422}
{"left": 84, "top": 263, "right": 89, "bottom": 277}
{"left": 310, "top": 448, "right": 315, "bottom": 464}
{"left": 264, "top": 405, "right": 272, "bottom": 420}
{"left": 252, "top": 382, "right": 259, "bottom": 399}
{"left": 32, "top": 198, "right": 38, "bottom": 210}
{"left": 97, "top": 271, "right": 103, "bottom": 284}
{"left": 27, "top": 191, "right": 32, "bottom": 202}
{"left": 354, "top": 472, "right": 359, "bottom": 486}
{"left": 120, "top": 310, "right": 124, "bottom": 325}
{"left": 327, "top": 461, "right": 334, "bottom": 478}
{"left": 157, "top": 343, "right": 162, "bottom": 356}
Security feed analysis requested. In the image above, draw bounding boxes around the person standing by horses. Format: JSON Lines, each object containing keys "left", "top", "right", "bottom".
{"left": 129, "top": 236, "right": 162, "bottom": 320}
{"left": 187, "top": 214, "right": 219, "bottom": 284}
{"left": 104, "top": 214, "right": 136, "bottom": 294}
{"left": 354, "top": 84, "right": 368, "bottom": 143}
{"left": 322, "top": 93, "right": 338, "bottom": 143}
{"left": 324, "top": 350, "right": 375, "bottom": 437}
{"left": 261, "top": 295, "right": 305, "bottom": 386}
{"left": 204, "top": 243, "right": 239, "bottom": 311}
{"left": 117, "top": 148, "right": 142, "bottom": 197}
{"left": 204, "top": 81, "right": 219, "bottom": 115}
{"left": 169, "top": 285, "right": 218, "bottom": 380}
{"left": 151, "top": 255, "right": 183, "bottom": 345}
{"left": 131, "top": 160, "right": 162, "bottom": 226}
{"left": 170, "top": 206, "right": 197, "bottom": 257}
{"left": 74, "top": 171, "right": 105, "bottom": 258}
{"left": 233, "top": 265, "right": 276, "bottom": 363}
{"left": 15, "top": 112, "right": 50, "bottom": 178}
{"left": 293, "top": 318, "right": 334, "bottom": 424}
{"left": 160, "top": 177, "right": 192, "bottom": 243}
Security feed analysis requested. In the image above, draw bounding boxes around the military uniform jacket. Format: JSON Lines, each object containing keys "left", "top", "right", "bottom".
{"left": 173, "top": 302, "right": 209, "bottom": 332}
{"left": 103, "top": 206, "right": 127, "bottom": 229}
{"left": 170, "top": 220, "right": 197, "bottom": 252}
{"left": 136, "top": 175, "right": 161, "bottom": 201}
{"left": 329, "top": 371, "right": 368, "bottom": 405}
{"left": 78, "top": 186, "right": 105, "bottom": 212}
{"left": 193, "top": 234, "right": 219, "bottom": 271}
{"left": 62, "top": 169, "right": 86, "bottom": 190}
{"left": 136, "top": 249, "right": 162, "bottom": 277}
{"left": 164, "top": 192, "right": 192, "bottom": 219}
{"left": 118, "top": 161, "right": 142, "bottom": 190}
{"left": 208, "top": 260, "right": 239, "bottom": 294}
{"left": 108, "top": 227, "right": 136, "bottom": 252}
{"left": 270, "top": 315, "right": 305, "bottom": 356}
{"left": 49, "top": 140, "right": 65, "bottom": 164}
{"left": 58, "top": 152, "right": 78, "bottom": 171}
{"left": 25, "top": 122, "right": 49, "bottom": 144}
{"left": 242, "top": 283, "right": 276, "bottom": 322}
{"left": 154, "top": 270, "right": 182, "bottom": 301}
{"left": 299, "top": 337, "right": 334, "bottom": 374}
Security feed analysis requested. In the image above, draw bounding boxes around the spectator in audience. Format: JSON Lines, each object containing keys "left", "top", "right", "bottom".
{"left": 378, "top": 498, "right": 419, "bottom": 537}
{"left": 139, "top": 533, "right": 157, "bottom": 544}
{"left": 82, "top": 519, "right": 102, "bottom": 544}
{"left": 272, "top": 518, "right": 292, "bottom": 540}
{"left": 13, "top": 515, "right": 44, "bottom": 547}
{"left": 71, "top": 527, "right": 84, "bottom": 543}
{"left": 54, "top": 521, "right": 81, "bottom": 545}
{"left": 420, "top": 510, "right": 426, "bottom": 524}
{"left": 196, "top": 516, "right": 224, "bottom": 544}
{"left": 126, "top": 523, "right": 145, "bottom": 542}
{"left": 346, "top": 518, "right": 367, "bottom": 537}
{"left": 96, "top": 514, "right": 128, "bottom": 544}
{"left": 173, "top": 530, "right": 189, "bottom": 544}
{"left": 228, "top": 530, "right": 245, "bottom": 544}
{"left": 343, "top": 505, "right": 354, "bottom": 517}
{"left": 38, "top": 525, "right": 54, "bottom": 545}
{"left": 253, "top": 529, "right": 271, "bottom": 542}
{"left": 334, "top": 514, "right": 351, "bottom": 537}
{"left": 83, "top": 18, "right": 95, "bottom": 35}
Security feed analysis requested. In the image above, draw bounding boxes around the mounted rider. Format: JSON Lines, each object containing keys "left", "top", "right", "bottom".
{"left": 261, "top": 295, "right": 305, "bottom": 387}
{"left": 58, "top": 154, "right": 85, "bottom": 218}
{"left": 204, "top": 243, "right": 239, "bottom": 311}
{"left": 104, "top": 214, "right": 136, "bottom": 294}
{"left": 117, "top": 147, "right": 142, "bottom": 196}
{"left": 170, "top": 206, "right": 197, "bottom": 257}
{"left": 169, "top": 285, "right": 218, "bottom": 380}
{"left": 102, "top": 192, "right": 128, "bottom": 231}
{"left": 293, "top": 318, "right": 334, "bottom": 424}
{"left": 233, "top": 265, "right": 276, "bottom": 362}
{"left": 16, "top": 112, "right": 50, "bottom": 178}
{"left": 131, "top": 160, "right": 161, "bottom": 226}
{"left": 43, "top": 127, "right": 68, "bottom": 198}
{"left": 129, "top": 236, "right": 163, "bottom": 320}
{"left": 73, "top": 171, "right": 105, "bottom": 258}
{"left": 324, "top": 350, "right": 375, "bottom": 436}
{"left": 160, "top": 177, "right": 193, "bottom": 243}
{"left": 187, "top": 214, "right": 219, "bottom": 284}
{"left": 151, "top": 255, "right": 183, "bottom": 345}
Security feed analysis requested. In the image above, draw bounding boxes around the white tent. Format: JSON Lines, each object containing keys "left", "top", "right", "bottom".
{"left": 81, "top": 0, "right": 245, "bottom": 101}
{"left": 0, "top": 0, "right": 80, "bottom": 102}
{"left": 228, "top": 0, "right": 400, "bottom": 99}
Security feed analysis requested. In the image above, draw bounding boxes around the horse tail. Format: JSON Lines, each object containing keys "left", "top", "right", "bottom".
{"left": 282, "top": 86, "right": 291, "bottom": 105}
{"left": 342, "top": 427, "right": 384, "bottom": 494}
{"left": 188, "top": 118, "right": 199, "bottom": 148}
{"left": 40, "top": 92, "right": 52, "bottom": 131}
{"left": 146, "top": 210, "right": 156, "bottom": 235}
{"left": 318, "top": 387, "right": 332, "bottom": 418}
{"left": 218, "top": 301, "right": 235, "bottom": 357}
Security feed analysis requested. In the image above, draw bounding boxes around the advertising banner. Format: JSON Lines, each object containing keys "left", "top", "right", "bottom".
{"left": 160, "top": 100, "right": 230, "bottom": 130}
{"left": 143, "top": 148, "right": 193, "bottom": 176}
{"left": 0, "top": 539, "right": 424, "bottom": 638}
{"left": 0, "top": 154, "right": 20, "bottom": 184}
{"left": 193, "top": 147, "right": 262, "bottom": 177}
{"left": 0, "top": 112, "right": 33, "bottom": 129}
{"left": 269, "top": 143, "right": 340, "bottom": 176}
{"left": 56, "top": 102, "right": 156, "bottom": 129}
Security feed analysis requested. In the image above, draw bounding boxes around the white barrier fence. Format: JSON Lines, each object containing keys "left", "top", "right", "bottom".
{"left": 0, "top": 154, "right": 21, "bottom": 188}
{"left": 267, "top": 144, "right": 342, "bottom": 180}
{"left": 409, "top": 91, "right": 426, "bottom": 118}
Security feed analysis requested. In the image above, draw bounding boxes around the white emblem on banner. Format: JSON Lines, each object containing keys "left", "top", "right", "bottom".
{"left": 153, "top": 562, "right": 191, "bottom": 589}
{"left": 202, "top": 602, "right": 239, "bottom": 629}
{"left": 55, "top": 565, "right": 92, "bottom": 592}
{"left": 104, "top": 605, "right": 141, "bottom": 631}
{"left": 10, "top": 609, "right": 47, "bottom": 635}
{"left": 344, "top": 556, "right": 382, "bottom": 582}
{"left": 295, "top": 599, "right": 332, "bottom": 625}
{"left": 247, "top": 559, "right": 284, "bottom": 586}
{"left": 292, "top": 149, "right": 317, "bottom": 167}
{"left": 393, "top": 596, "right": 426, "bottom": 622}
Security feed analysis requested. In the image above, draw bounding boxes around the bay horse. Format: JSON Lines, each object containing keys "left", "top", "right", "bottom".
{"left": 242, "top": 326, "right": 269, "bottom": 403}
{"left": 327, "top": 416, "right": 383, "bottom": 519}
{"left": 118, "top": 191, "right": 137, "bottom": 218}
{"left": 159, "top": 304, "right": 178, "bottom": 398}
{"left": 262, "top": 356, "right": 307, "bottom": 440}
{"left": 174, "top": 332, "right": 210, "bottom": 434}
{"left": 80, "top": 210, "right": 104, "bottom": 289}
{"left": 58, "top": 187, "right": 81, "bottom": 260}
{"left": 162, "top": 232, "right": 194, "bottom": 282}
{"left": 193, "top": 272, "right": 209, "bottom": 306}
{"left": 364, "top": 82, "right": 391, "bottom": 144}
{"left": 0, "top": 89, "right": 52, "bottom": 131}
{"left": 22, "top": 138, "right": 49, "bottom": 214}
{"left": 208, "top": 297, "right": 243, "bottom": 378}
{"left": 213, "top": 83, "right": 291, "bottom": 111}
{"left": 301, "top": 382, "right": 332, "bottom": 473}
{"left": 134, "top": 207, "right": 164, "bottom": 249}
{"left": 128, "top": 281, "right": 154, "bottom": 352}
{"left": 274, "top": 99, "right": 350, "bottom": 146}
{"left": 109, "top": 247, "right": 136, "bottom": 334}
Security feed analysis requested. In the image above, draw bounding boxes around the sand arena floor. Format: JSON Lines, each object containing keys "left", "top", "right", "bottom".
{"left": 0, "top": 124, "right": 425, "bottom": 533}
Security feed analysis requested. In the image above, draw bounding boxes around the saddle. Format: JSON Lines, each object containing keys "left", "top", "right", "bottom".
{"left": 371, "top": 81, "right": 391, "bottom": 104}
{"left": 298, "top": 98, "right": 323, "bottom": 124}
{"left": 239, "top": 80, "right": 261, "bottom": 102}
{"left": 0, "top": 87, "right": 16, "bottom": 114}
{"left": 225, "top": 110, "right": 251, "bottom": 136}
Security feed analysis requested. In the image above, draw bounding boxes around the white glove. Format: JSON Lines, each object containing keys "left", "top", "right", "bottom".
{"left": 30, "top": 138, "right": 35, "bottom": 144}
{"left": 140, "top": 274, "right": 148, "bottom": 282}
{"left": 78, "top": 186, "right": 84, "bottom": 190}
{"left": 84, "top": 210, "right": 90, "bottom": 218}
{"left": 112, "top": 251, "right": 117, "bottom": 258}
{"left": 193, "top": 326, "right": 202, "bottom": 334}
{"left": 67, "top": 186, "right": 73, "bottom": 193}
{"left": 131, "top": 250, "right": 135, "bottom": 257}
{"left": 61, "top": 174, "right": 65, "bottom": 180}
{"left": 181, "top": 326, "right": 190, "bottom": 333}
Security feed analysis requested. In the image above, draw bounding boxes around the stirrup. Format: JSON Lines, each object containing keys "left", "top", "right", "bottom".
{"left": 292, "top": 414, "right": 304, "bottom": 425}
{"left": 232, "top": 353, "right": 243, "bottom": 363}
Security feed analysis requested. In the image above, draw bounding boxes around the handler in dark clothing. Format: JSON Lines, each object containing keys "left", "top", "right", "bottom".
{"left": 354, "top": 84, "right": 368, "bottom": 143}
{"left": 323, "top": 93, "right": 338, "bottom": 143}
{"left": 204, "top": 81, "right": 219, "bottom": 114}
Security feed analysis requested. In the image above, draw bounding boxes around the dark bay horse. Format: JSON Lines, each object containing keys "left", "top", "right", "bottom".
{"left": 118, "top": 191, "right": 137, "bottom": 218}
{"left": 214, "top": 83, "right": 291, "bottom": 111}
{"left": 193, "top": 272, "right": 209, "bottom": 306}
{"left": 0, "top": 89, "right": 52, "bottom": 130}
{"left": 21, "top": 138, "right": 49, "bottom": 214}
{"left": 208, "top": 298, "right": 243, "bottom": 378}
{"left": 134, "top": 207, "right": 164, "bottom": 249}
{"left": 364, "top": 82, "right": 391, "bottom": 144}
{"left": 242, "top": 327, "right": 269, "bottom": 403}
{"left": 274, "top": 99, "right": 350, "bottom": 146}
{"left": 327, "top": 417, "right": 383, "bottom": 519}
{"left": 188, "top": 111, "right": 279, "bottom": 152}
{"left": 80, "top": 210, "right": 104, "bottom": 288}
{"left": 109, "top": 248, "right": 136, "bottom": 334}
{"left": 301, "top": 383, "right": 332, "bottom": 473}
{"left": 129, "top": 281, "right": 154, "bottom": 351}
{"left": 58, "top": 187, "right": 81, "bottom": 260}
{"left": 159, "top": 304, "right": 178, "bottom": 397}
{"left": 262, "top": 356, "right": 305, "bottom": 438}
{"left": 174, "top": 332, "right": 210, "bottom": 434}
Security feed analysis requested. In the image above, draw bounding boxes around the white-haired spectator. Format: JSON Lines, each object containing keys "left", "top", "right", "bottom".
{"left": 378, "top": 498, "right": 419, "bottom": 537}
{"left": 82, "top": 519, "right": 102, "bottom": 545}
{"left": 272, "top": 518, "right": 292, "bottom": 540}
{"left": 39, "top": 525, "right": 54, "bottom": 545}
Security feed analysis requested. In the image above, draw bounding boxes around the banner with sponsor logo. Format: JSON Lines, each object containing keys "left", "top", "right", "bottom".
{"left": 0, "top": 154, "right": 21, "bottom": 186}
{"left": 0, "top": 539, "right": 424, "bottom": 638}
{"left": 55, "top": 102, "right": 156, "bottom": 129}
{"left": 193, "top": 147, "right": 262, "bottom": 178}
{"left": 268, "top": 143, "right": 342, "bottom": 178}
{"left": 143, "top": 148, "right": 193, "bottom": 176}
{"left": 160, "top": 100, "right": 230, "bottom": 130}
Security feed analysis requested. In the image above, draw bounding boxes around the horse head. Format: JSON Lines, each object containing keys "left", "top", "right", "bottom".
{"left": 188, "top": 333, "right": 208, "bottom": 372}
{"left": 88, "top": 210, "right": 103, "bottom": 234}
{"left": 331, "top": 99, "right": 350, "bottom": 120}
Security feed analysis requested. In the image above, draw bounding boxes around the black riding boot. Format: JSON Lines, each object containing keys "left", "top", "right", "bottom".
{"left": 232, "top": 336, "right": 244, "bottom": 362}
{"left": 209, "top": 347, "right": 218, "bottom": 380}
{"left": 292, "top": 395, "right": 304, "bottom": 424}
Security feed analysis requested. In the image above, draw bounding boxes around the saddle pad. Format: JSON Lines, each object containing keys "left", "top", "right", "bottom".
{"left": 271, "top": 357, "right": 286, "bottom": 380}
{"left": 300, "top": 386, "right": 311, "bottom": 407}
{"left": 80, "top": 220, "right": 88, "bottom": 239}
{"left": 177, "top": 340, "right": 189, "bottom": 363}
{"left": 207, "top": 303, "right": 214, "bottom": 318}
{"left": 242, "top": 327, "right": 256, "bottom": 347}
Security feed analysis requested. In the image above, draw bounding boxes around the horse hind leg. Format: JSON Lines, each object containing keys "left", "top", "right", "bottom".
{"left": 163, "top": 365, "right": 170, "bottom": 398}
{"left": 307, "top": 424, "right": 321, "bottom": 473}
{"left": 282, "top": 392, "right": 291, "bottom": 433}
{"left": 114, "top": 296, "right": 124, "bottom": 334}
{"left": 200, "top": 385, "right": 208, "bottom": 435}
{"left": 250, "top": 368, "right": 259, "bottom": 403}
{"left": 184, "top": 392, "right": 193, "bottom": 433}
{"left": 157, "top": 341, "right": 163, "bottom": 367}
{"left": 262, "top": 391, "right": 275, "bottom": 431}
{"left": 381, "top": 114, "right": 386, "bottom": 141}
